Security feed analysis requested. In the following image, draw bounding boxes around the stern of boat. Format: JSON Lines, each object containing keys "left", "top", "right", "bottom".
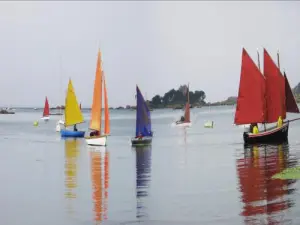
{"left": 85, "top": 135, "right": 107, "bottom": 146}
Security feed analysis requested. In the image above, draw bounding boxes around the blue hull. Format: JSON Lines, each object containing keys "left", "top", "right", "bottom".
{"left": 60, "top": 129, "right": 85, "bottom": 138}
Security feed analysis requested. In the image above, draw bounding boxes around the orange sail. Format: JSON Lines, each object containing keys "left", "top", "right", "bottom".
{"left": 234, "top": 48, "right": 266, "bottom": 125}
{"left": 264, "top": 49, "right": 285, "bottom": 123}
{"left": 43, "top": 96, "right": 50, "bottom": 117}
{"left": 89, "top": 49, "right": 103, "bottom": 132}
{"left": 103, "top": 73, "right": 110, "bottom": 135}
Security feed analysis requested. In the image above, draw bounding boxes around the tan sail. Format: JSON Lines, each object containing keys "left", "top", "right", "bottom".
{"left": 89, "top": 49, "right": 103, "bottom": 132}
{"left": 103, "top": 73, "right": 110, "bottom": 135}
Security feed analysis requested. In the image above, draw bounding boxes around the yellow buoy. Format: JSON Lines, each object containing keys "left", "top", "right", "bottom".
{"left": 33, "top": 121, "right": 39, "bottom": 126}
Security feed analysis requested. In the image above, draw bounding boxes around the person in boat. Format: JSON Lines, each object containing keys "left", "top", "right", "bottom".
{"left": 277, "top": 116, "right": 283, "bottom": 128}
{"left": 73, "top": 124, "right": 78, "bottom": 132}
{"left": 249, "top": 123, "right": 259, "bottom": 134}
{"left": 90, "top": 130, "right": 100, "bottom": 137}
{"left": 176, "top": 116, "right": 185, "bottom": 124}
{"left": 136, "top": 132, "right": 143, "bottom": 140}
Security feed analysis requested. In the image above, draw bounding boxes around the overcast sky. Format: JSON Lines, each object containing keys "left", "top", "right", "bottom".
{"left": 0, "top": 1, "right": 300, "bottom": 107}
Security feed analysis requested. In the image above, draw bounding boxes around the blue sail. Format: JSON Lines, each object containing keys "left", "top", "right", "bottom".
{"left": 136, "top": 86, "right": 152, "bottom": 137}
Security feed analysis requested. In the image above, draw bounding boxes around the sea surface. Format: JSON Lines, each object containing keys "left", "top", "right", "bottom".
{"left": 0, "top": 106, "right": 300, "bottom": 225}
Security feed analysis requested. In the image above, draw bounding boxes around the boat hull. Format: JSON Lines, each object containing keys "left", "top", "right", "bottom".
{"left": 243, "top": 122, "right": 289, "bottom": 145}
{"left": 85, "top": 136, "right": 107, "bottom": 146}
{"left": 131, "top": 136, "right": 152, "bottom": 146}
{"left": 60, "top": 129, "right": 85, "bottom": 138}
{"left": 204, "top": 120, "right": 214, "bottom": 128}
{"left": 41, "top": 116, "right": 50, "bottom": 121}
{"left": 173, "top": 122, "right": 192, "bottom": 127}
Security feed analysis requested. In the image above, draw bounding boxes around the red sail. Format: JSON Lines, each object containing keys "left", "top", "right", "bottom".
{"left": 284, "top": 72, "right": 299, "bottom": 113}
{"left": 184, "top": 103, "right": 190, "bottom": 122}
{"left": 264, "top": 49, "right": 285, "bottom": 123}
{"left": 234, "top": 48, "right": 266, "bottom": 125}
{"left": 280, "top": 74, "right": 286, "bottom": 119}
{"left": 184, "top": 84, "right": 190, "bottom": 123}
{"left": 43, "top": 97, "right": 50, "bottom": 117}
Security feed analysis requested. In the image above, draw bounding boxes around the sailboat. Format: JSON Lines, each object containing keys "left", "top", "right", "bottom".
{"left": 234, "top": 48, "right": 299, "bottom": 144}
{"left": 131, "top": 85, "right": 153, "bottom": 146}
{"left": 41, "top": 96, "right": 50, "bottom": 121}
{"left": 85, "top": 49, "right": 110, "bottom": 146}
{"left": 60, "top": 79, "right": 85, "bottom": 138}
{"left": 173, "top": 84, "right": 192, "bottom": 127}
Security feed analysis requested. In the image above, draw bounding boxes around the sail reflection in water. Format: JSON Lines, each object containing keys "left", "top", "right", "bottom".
{"left": 64, "top": 139, "right": 80, "bottom": 214}
{"left": 90, "top": 147, "right": 110, "bottom": 223}
{"left": 134, "top": 145, "right": 152, "bottom": 220}
{"left": 236, "top": 143, "right": 298, "bottom": 224}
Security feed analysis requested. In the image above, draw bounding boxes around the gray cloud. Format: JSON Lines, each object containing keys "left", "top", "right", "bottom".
{"left": 0, "top": 1, "right": 299, "bottom": 107}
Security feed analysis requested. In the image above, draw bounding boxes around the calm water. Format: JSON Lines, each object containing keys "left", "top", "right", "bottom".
{"left": 0, "top": 106, "right": 300, "bottom": 225}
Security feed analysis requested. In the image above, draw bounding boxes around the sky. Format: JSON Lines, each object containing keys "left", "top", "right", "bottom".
{"left": 0, "top": 1, "right": 300, "bottom": 107}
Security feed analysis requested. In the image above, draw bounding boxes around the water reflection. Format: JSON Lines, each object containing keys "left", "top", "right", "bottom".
{"left": 134, "top": 145, "right": 152, "bottom": 220}
{"left": 64, "top": 139, "right": 80, "bottom": 214}
{"left": 90, "top": 147, "right": 109, "bottom": 224}
{"left": 237, "top": 143, "right": 298, "bottom": 224}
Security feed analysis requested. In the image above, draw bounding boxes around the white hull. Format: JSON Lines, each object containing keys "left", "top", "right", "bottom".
{"left": 85, "top": 136, "right": 107, "bottom": 146}
{"left": 41, "top": 116, "right": 50, "bottom": 121}
{"left": 55, "top": 119, "right": 65, "bottom": 132}
{"left": 58, "top": 119, "right": 65, "bottom": 125}
{"left": 56, "top": 124, "right": 61, "bottom": 132}
{"left": 172, "top": 122, "right": 192, "bottom": 128}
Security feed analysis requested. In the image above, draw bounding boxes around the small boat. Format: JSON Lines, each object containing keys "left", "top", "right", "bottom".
{"left": 60, "top": 79, "right": 85, "bottom": 138}
{"left": 204, "top": 120, "right": 214, "bottom": 128}
{"left": 173, "top": 84, "right": 192, "bottom": 127}
{"left": 234, "top": 48, "right": 299, "bottom": 145}
{"left": 41, "top": 97, "right": 50, "bottom": 121}
{"left": 131, "top": 86, "right": 153, "bottom": 146}
{"left": 85, "top": 49, "right": 110, "bottom": 146}
{"left": 0, "top": 107, "right": 15, "bottom": 114}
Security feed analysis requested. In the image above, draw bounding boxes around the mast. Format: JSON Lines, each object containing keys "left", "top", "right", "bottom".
{"left": 257, "top": 48, "right": 261, "bottom": 71}
{"left": 187, "top": 83, "right": 190, "bottom": 105}
{"left": 277, "top": 50, "right": 286, "bottom": 120}
{"left": 277, "top": 50, "right": 280, "bottom": 70}
{"left": 257, "top": 49, "right": 266, "bottom": 131}
{"left": 59, "top": 55, "right": 63, "bottom": 115}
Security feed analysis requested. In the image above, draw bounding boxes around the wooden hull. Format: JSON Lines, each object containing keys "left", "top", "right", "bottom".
{"left": 60, "top": 129, "right": 85, "bottom": 138}
{"left": 131, "top": 136, "right": 152, "bottom": 146}
{"left": 85, "top": 135, "right": 107, "bottom": 146}
{"left": 243, "top": 122, "right": 289, "bottom": 145}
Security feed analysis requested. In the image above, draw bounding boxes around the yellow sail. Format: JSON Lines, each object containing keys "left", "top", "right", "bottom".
{"left": 103, "top": 73, "right": 110, "bottom": 135}
{"left": 89, "top": 49, "right": 103, "bottom": 131}
{"left": 65, "top": 79, "right": 84, "bottom": 127}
